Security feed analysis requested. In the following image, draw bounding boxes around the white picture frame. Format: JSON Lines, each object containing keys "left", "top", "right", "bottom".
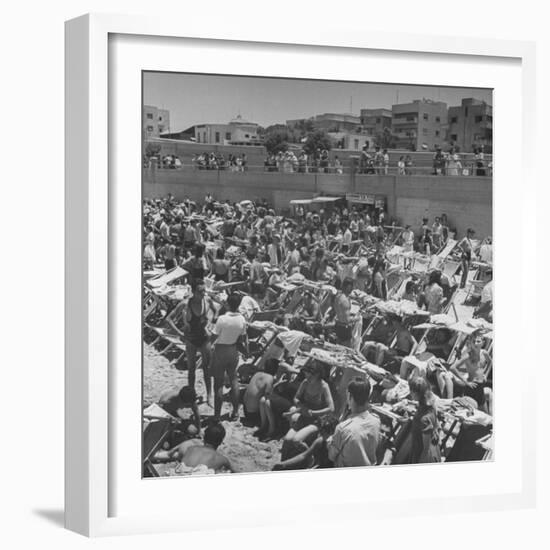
{"left": 65, "top": 13, "right": 537, "bottom": 537}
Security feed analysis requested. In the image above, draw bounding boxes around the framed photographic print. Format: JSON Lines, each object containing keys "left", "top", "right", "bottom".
{"left": 65, "top": 13, "right": 537, "bottom": 536}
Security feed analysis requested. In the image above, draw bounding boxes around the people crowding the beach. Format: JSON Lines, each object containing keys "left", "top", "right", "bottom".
{"left": 144, "top": 193, "right": 492, "bottom": 474}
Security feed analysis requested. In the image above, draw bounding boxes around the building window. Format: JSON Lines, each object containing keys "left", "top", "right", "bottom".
{"left": 197, "top": 134, "right": 200, "bottom": 143}
{"left": 354, "top": 139, "right": 359, "bottom": 150}
{"left": 450, "top": 116, "right": 458, "bottom": 124}
{"left": 423, "top": 114, "right": 429, "bottom": 121}
{"left": 451, "top": 134, "right": 458, "bottom": 141}
{"left": 225, "top": 132, "right": 231, "bottom": 140}
{"left": 215, "top": 132, "right": 220, "bottom": 143}
{"left": 435, "top": 116, "right": 441, "bottom": 123}
{"left": 475, "top": 115, "right": 483, "bottom": 123}
{"left": 146, "top": 113, "right": 153, "bottom": 119}
{"left": 422, "top": 128, "right": 428, "bottom": 135}
{"left": 146, "top": 125, "right": 154, "bottom": 132}
{"left": 244, "top": 134, "right": 250, "bottom": 138}
{"left": 376, "top": 117, "right": 381, "bottom": 123}
{"left": 159, "top": 116, "right": 162, "bottom": 121}
{"left": 435, "top": 130, "right": 440, "bottom": 137}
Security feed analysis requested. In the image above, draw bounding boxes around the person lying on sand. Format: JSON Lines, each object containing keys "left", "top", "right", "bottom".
{"left": 162, "top": 422, "right": 235, "bottom": 473}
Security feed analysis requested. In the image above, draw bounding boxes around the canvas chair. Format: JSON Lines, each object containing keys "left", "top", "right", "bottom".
{"left": 146, "top": 265, "right": 188, "bottom": 289}
{"left": 412, "top": 255, "right": 430, "bottom": 273}
{"left": 142, "top": 417, "right": 175, "bottom": 477}
{"left": 441, "top": 259, "right": 462, "bottom": 282}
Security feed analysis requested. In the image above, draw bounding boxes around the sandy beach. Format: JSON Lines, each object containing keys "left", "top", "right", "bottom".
{"left": 144, "top": 344, "right": 282, "bottom": 474}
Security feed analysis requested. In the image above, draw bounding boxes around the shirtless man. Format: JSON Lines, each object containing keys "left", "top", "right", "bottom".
{"left": 243, "top": 359, "right": 280, "bottom": 427}
{"left": 157, "top": 385, "right": 201, "bottom": 435}
{"left": 363, "top": 315, "right": 417, "bottom": 367}
{"left": 333, "top": 278, "right": 355, "bottom": 347}
{"left": 168, "top": 422, "right": 235, "bottom": 473}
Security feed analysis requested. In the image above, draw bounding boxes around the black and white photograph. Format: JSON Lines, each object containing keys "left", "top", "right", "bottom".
{"left": 142, "top": 72, "right": 494, "bottom": 477}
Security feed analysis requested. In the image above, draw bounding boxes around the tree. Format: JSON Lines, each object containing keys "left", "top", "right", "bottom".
{"left": 264, "top": 130, "right": 289, "bottom": 155}
{"left": 145, "top": 142, "right": 161, "bottom": 158}
{"left": 373, "top": 127, "right": 397, "bottom": 150}
{"left": 302, "top": 129, "right": 332, "bottom": 156}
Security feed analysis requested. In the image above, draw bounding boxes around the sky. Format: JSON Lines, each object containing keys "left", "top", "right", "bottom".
{"left": 143, "top": 72, "right": 493, "bottom": 133}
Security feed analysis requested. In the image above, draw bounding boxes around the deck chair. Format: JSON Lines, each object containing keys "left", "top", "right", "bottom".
{"left": 143, "top": 417, "right": 174, "bottom": 477}
{"left": 434, "top": 238, "right": 458, "bottom": 260}
{"left": 143, "top": 290, "right": 158, "bottom": 321}
{"left": 284, "top": 287, "right": 306, "bottom": 314}
{"left": 250, "top": 309, "right": 280, "bottom": 322}
{"left": 412, "top": 255, "right": 430, "bottom": 273}
{"left": 441, "top": 259, "right": 462, "bottom": 282}
{"left": 145, "top": 325, "right": 187, "bottom": 364}
{"left": 146, "top": 266, "right": 188, "bottom": 289}
{"left": 464, "top": 278, "right": 487, "bottom": 303}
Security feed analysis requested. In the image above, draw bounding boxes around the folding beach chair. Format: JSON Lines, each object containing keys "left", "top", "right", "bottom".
{"left": 146, "top": 266, "right": 188, "bottom": 289}
{"left": 143, "top": 416, "right": 175, "bottom": 477}
{"left": 411, "top": 255, "right": 430, "bottom": 273}
{"left": 441, "top": 259, "right": 462, "bottom": 282}
{"left": 464, "top": 279, "right": 487, "bottom": 303}
{"left": 143, "top": 289, "right": 159, "bottom": 321}
{"left": 250, "top": 309, "right": 280, "bottom": 322}
{"left": 144, "top": 325, "right": 187, "bottom": 364}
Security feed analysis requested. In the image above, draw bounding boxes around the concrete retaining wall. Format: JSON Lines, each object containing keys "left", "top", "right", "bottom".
{"left": 143, "top": 169, "right": 492, "bottom": 238}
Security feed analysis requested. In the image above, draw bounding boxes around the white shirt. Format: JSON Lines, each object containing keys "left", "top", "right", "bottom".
{"left": 212, "top": 312, "right": 246, "bottom": 345}
{"left": 479, "top": 244, "right": 493, "bottom": 264}
{"left": 343, "top": 229, "right": 352, "bottom": 245}
{"left": 481, "top": 281, "right": 493, "bottom": 304}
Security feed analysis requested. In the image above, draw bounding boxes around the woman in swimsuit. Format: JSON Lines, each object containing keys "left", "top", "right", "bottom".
{"left": 283, "top": 361, "right": 334, "bottom": 443}
{"left": 183, "top": 279, "right": 213, "bottom": 404}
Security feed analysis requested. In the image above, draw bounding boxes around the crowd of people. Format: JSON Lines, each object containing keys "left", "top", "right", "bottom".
{"left": 191, "top": 152, "right": 248, "bottom": 171}
{"left": 143, "top": 193, "right": 494, "bottom": 475}
{"left": 432, "top": 146, "right": 491, "bottom": 176}
{"left": 144, "top": 144, "right": 492, "bottom": 177}
{"left": 264, "top": 148, "right": 344, "bottom": 174}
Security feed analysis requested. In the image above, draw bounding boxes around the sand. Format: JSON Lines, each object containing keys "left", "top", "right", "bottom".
{"left": 143, "top": 345, "right": 282, "bottom": 474}
{"left": 143, "top": 286, "right": 478, "bottom": 475}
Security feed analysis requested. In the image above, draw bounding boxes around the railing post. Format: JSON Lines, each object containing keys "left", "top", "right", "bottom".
{"left": 392, "top": 174, "right": 398, "bottom": 221}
